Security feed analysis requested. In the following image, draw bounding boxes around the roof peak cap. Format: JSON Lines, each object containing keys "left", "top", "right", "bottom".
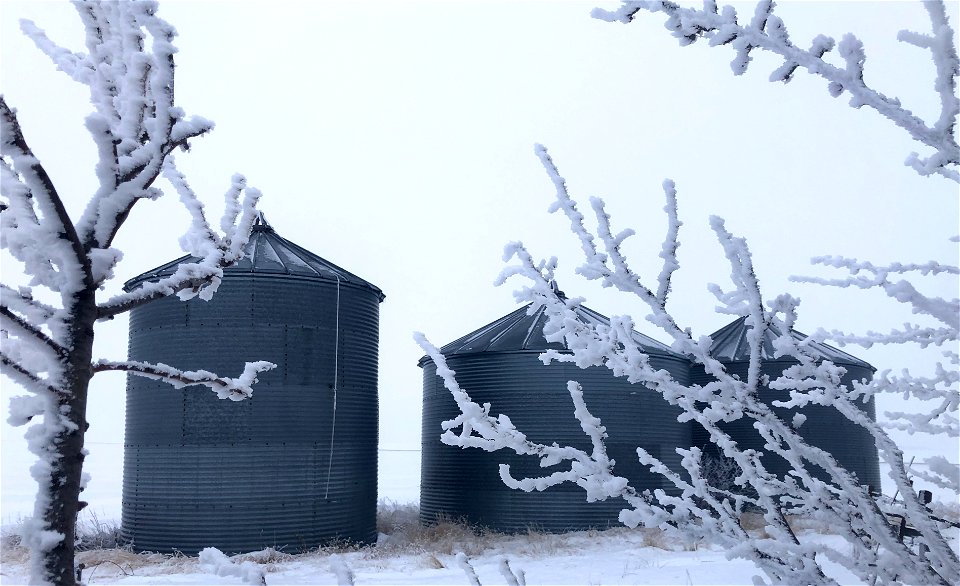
{"left": 549, "top": 280, "right": 567, "bottom": 301}
{"left": 707, "top": 316, "right": 873, "bottom": 369}
{"left": 252, "top": 211, "right": 273, "bottom": 232}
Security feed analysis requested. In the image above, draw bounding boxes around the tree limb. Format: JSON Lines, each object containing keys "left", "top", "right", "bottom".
{"left": 0, "top": 285, "right": 57, "bottom": 322}
{"left": 92, "top": 359, "right": 276, "bottom": 401}
{"left": 0, "top": 97, "right": 90, "bottom": 289}
{"left": 0, "top": 352, "right": 61, "bottom": 396}
{"left": 592, "top": 0, "right": 960, "bottom": 181}
{"left": 96, "top": 272, "right": 213, "bottom": 320}
{"left": 0, "top": 306, "right": 67, "bottom": 360}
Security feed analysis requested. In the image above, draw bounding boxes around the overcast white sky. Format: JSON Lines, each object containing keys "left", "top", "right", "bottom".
{"left": 2, "top": 1, "right": 958, "bottom": 520}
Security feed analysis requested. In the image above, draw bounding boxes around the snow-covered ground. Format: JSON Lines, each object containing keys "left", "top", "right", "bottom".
{"left": 10, "top": 499, "right": 944, "bottom": 585}
{"left": 0, "top": 450, "right": 761, "bottom": 585}
{"left": 3, "top": 446, "right": 764, "bottom": 584}
{"left": 1, "top": 450, "right": 956, "bottom": 585}
{"left": 3, "top": 525, "right": 769, "bottom": 585}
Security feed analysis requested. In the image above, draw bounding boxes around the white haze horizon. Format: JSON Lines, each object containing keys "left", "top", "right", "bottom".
{"left": 1, "top": 1, "right": 958, "bottom": 526}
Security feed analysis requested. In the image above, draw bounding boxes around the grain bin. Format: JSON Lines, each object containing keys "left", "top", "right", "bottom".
{"left": 121, "top": 217, "right": 384, "bottom": 554}
{"left": 690, "top": 317, "right": 881, "bottom": 492}
{"left": 419, "top": 301, "right": 692, "bottom": 533}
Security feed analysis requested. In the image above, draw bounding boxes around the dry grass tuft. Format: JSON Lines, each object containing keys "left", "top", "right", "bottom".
{"left": 738, "top": 512, "right": 767, "bottom": 532}
{"left": 76, "top": 549, "right": 160, "bottom": 577}
{"left": 1, "top": 515, "right": 198, "bottom": 581}
{"left": 420, "top": 553, "right": 446, "bottom": 569}
{"left": 494, "top": 528, "right": 577, "bottom": 558}
{"left": 376, "top": 499, "right": 420, "bottom": 535}
{"left": 233, "top": 547, "right": 296, "bottom": 565}
{"left": 639, "top": 526, "right": 674, "bottom": 550}
{"left": 75, "top": 510, "right": 129, "bottom": 551}
{"left": 368, "top": 500, "right": 495, "bottom": 558}
{"left": 1, "top": 522, "right": 28, "bottom": 567}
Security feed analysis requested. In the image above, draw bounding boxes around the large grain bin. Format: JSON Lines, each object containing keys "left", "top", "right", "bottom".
{"left": 690, "top": 317, "right": 881, "bottom": 492}
{"left": 121, "top": 217, "right": 384, "bottom": 554}
{"left": 419, "top": 301, "right": 692, "bottom": 533}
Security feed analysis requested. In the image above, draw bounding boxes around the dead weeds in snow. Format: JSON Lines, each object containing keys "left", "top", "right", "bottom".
{"left": 1, "top": 499, "right": 683, "bottom": 578}
{"left": 370, "top": 501, "right": 494, "bottom": 558}
{"left": 1, "top": 523, "right": 28, "bottom": 567}
{"left": 233, "top": 547, "right": 296, "bottom": 565}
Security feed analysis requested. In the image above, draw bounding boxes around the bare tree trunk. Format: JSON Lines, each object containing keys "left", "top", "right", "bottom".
{"left": 42, "top": 290, "right": 96, "bottom": 585}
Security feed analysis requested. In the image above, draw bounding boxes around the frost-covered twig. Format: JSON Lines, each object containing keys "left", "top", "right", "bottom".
{"left": 96, "top": 167, "right": 263, "bottom": 320}
{"left": 163, "top": 161, "right": 262, "bottom": 263}
{"left": 25, "top": 2, "right": 217, "bottom": 250}
{"left": 795, "top": 255, "right": 959, "bottom": 337}
{"left": 909, "top": 455, "right": 960, "bottom": 493}
{"left": 416, "top": 333, "right": 645, "bottom": 506}
{"left": 499, "top": 558, "right": 526, "bottom": 586}
{"left": 873, "top": 362, "right": 958, "bottom": 438}
{"left": 424, "top": 143, "right": 959, "bottom": 584}
{"left": 0, "top": 305, "right": 67, "bottom": 362}
{"left": 802, "top": 263, "right": 960, "bottom": 319}
{"left": 655, "top": 180, "right": 681, "bottom": 306}
{"left": 592, "top": 1, "right": 960, "bottom": 181}
{"left": 423, "top": 2, "right": 959, "bottom": 583}
{"left": 92, "top": 360, "right": 276, "bottom": 401}
{"left": 329, "top": 554, "right": 355, "bottom": 586}
{"left": 2, "top": 2, "right": 268, "bottom": 583}
{"left": 0, "top": 285, "right": 57, "bottom": 324}
{"left": 792, "top": 253, "right": 959, "bottom": 441}
{"left": 456, "top": 553, "right": 482, "bottom": 586}
{"left": 515, "top": 147, "right": 957, "bottom": 583}
{"left": 0, "top": 352, "right": 60, "bottom": 397}
{"left": 498, "top": 557, "right": 527, "bottom": 586}
{"left": 0, "top": 98, "right": 88, "bottom": 297}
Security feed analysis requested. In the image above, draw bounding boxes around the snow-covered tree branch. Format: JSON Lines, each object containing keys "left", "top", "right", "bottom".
{"left": 592, "top": 0, "right": 960, "bottom": 182}
{"left": 1, "top": 2, "right": 271, "bottom": 583}
{"left": 92, "top": 359, "right": 275, "bottom": 401}
{"left": 420, "top": 143, "right": 959, "bottom": 584}
{"left": 794, "top": 256, "right": 959, "bottom": 347}
{"left": 96, "top": 163, "right": 263, "bottom": 320}
{"left": 419, "top": 2, "right": 959, "bottom": 584}
{"left": 791, "top": 247, "right": 960, "bottom": 486}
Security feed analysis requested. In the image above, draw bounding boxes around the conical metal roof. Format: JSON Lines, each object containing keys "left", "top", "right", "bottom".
{"left": 707, "top": 317, "right": 872, "bottom": 369}
{"left": 124, "top": 215, "right": 385, "bottom": 300}
{"left": 421, "top": 301, "right": 682, "bottom": 364}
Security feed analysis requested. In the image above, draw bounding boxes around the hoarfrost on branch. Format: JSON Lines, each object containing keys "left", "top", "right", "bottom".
{"left": 418, "top": 2, "right": 959, "bottom": 584}
{"left": 591, "top": 0, "right": 959, "bottom": 181}
{"left": 1, "top": 2, "right": 273, "bottom": 583}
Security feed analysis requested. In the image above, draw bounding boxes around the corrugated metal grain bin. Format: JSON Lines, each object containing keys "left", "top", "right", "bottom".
{"left": 120, "top": 218, "right": 384, "bottom": 554}
{"left": 419, "top": 301, "right": 692, "bottom": 533}
{"left": 690, "top": 317, "right": 881, "bottom": 492}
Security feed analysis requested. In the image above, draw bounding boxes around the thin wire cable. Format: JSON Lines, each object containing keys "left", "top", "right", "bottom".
{"left": 324, "top": 277, "right": 341, "bottom": 499}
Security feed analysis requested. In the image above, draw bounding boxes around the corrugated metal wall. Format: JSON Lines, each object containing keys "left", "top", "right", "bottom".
{"left": 422, "top": 309, "right": 882, "bottom": 531}
{"left": 121, "top": 274, "right": 380, "bottom": 554}
{"left": 421, "top": 351, "right": 691, "bottom": 533}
